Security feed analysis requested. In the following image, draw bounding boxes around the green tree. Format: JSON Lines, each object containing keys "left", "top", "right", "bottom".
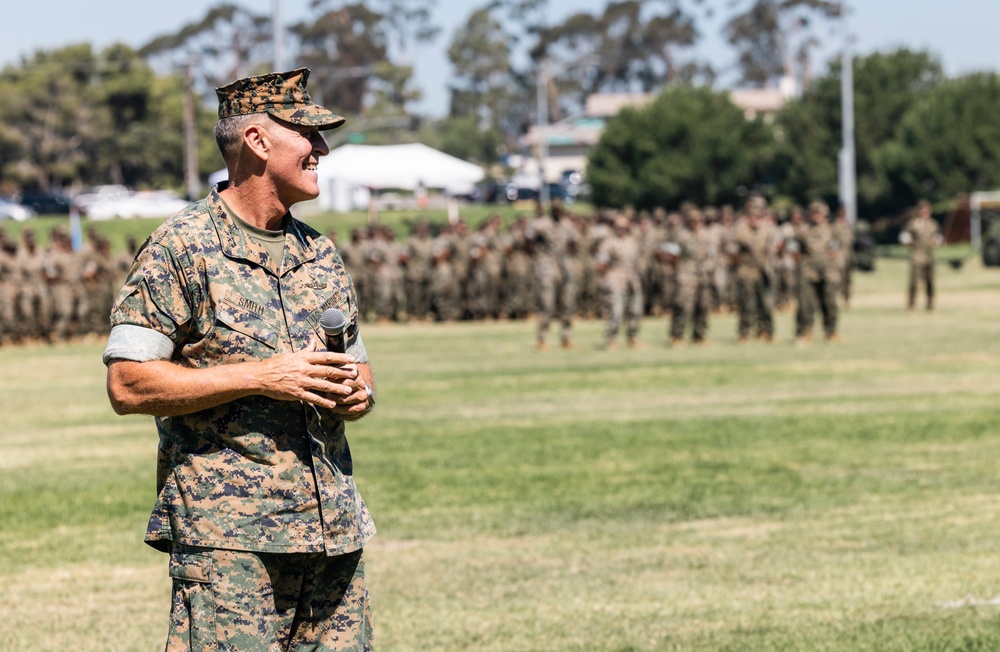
{"left": 0, "top": 44, "right": 217, "bottom": 193}
{"left": 447, "top": 5, "right": 523, "bottom": 142}
{"left": 877, "top": 73, "right": 1000, "bottom": 208}
{"left": 772, "top": 48, "right": 945, "bottom": 214}
{"left": 421, "top": 115, "right": 502, "bottom": 166}
{"left": 534, "top": 0, "right": 711, "bottom": 119}
{"left": 587, "top": 85, "right": 774, "bottom": 210}
{"left": 139, "top": 2, "right": 273, "bottom": 94}
{"left": 724, "top": 0, "right": 840, "bottom": 88}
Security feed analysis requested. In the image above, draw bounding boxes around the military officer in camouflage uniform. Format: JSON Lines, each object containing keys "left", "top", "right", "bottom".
{"left": 793, "top": 200, "right": 841, "bottom": 342}
{"left": 668, "top": 209, "right": 712, "bottom": 345}
{"left": 0, "top": 232, "right": 17, "bottom": 344}
{"left": 730, "top": 198, "right": 776, "bottom": 342}
{"left": 900, "top": 199, "right": 941, "bottom": 311}
{"left": 104, "top": 68, "right": 376, "bottom": 652}
{"left": 403, "top": 220, "right": 434, "bottom": 320}
{"left": 834, "top": 207, "right": 855, "bottom": 308}
{"left": 596, "top": 215, "right": 643, "bottom": 348}
{"left": 527, "top": 201, "right": 579, "bottom": 349}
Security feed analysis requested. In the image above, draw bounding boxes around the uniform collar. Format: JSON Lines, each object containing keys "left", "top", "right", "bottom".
{"left": 207, "top": 184, "right": 316, "bottom": 274}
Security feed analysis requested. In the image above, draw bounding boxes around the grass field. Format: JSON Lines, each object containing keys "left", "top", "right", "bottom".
{"left": 3, "top": 255, "right": 1000, "bottom": 651}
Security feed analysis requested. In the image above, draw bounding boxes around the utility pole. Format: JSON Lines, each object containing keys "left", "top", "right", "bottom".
{"left": 183, "top": 60, "right": 200, "bottom": 201}
{"left": 838, "top": 0, "right": 858, "bottom": 224}
{"left": 273, "top": 0, "right": 284, "bottom": 71}
{"left": 537, "top": 56, "right": 550, "bottom": 208}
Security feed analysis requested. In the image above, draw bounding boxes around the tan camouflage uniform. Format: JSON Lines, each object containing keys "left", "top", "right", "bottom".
{"left": 596, "top": 217, "right": 643, "bottom": 347}
{"left": 901, "top": 202, "right": 940, "bottom": 311}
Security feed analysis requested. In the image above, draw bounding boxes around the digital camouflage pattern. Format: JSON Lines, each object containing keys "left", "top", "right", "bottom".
{"left": 670, "top": 225, "right": 712, "bottom": 343}
{"left": 166, "top": 545, "right": 372, "bottom": 652}
{"left": 216, "top": 67, "right": 346, "bottom": 131}
{"left": 793, "top": 220, "right": 840, "bottom": 337}
{"left": 902, "top": 214, "right": 940, "bottom": 310}
{"left": 596, "top": 223, "right": 643, "bottom": 345}
{"left": 109, "top": 186, "right": 375, "bottom": 556}
{"left": 732, "top": 219, "right": 776, "bottom": 339}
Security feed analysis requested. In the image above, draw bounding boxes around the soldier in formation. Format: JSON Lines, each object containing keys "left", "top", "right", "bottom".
{"left": 900, "top": 199, "right": 942, "bottom": 311}
{"left": 2, "top": 198, "right": 929, "bottom": 350}
{"left": 596, "top": 215, "right": 643, "bottom": 349}
{"left": 0, "top": 225, "right": 124, "bottom": 345}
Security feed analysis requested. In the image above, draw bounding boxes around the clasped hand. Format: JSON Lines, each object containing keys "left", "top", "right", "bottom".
{"left": 257, "top": 340, "right": 370, "bottom": 415}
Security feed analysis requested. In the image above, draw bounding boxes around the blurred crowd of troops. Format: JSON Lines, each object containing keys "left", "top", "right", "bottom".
{"left": 0, "top": 194, "right": 939, "bottom": 349}
{"left": 0, "top": 226, "right": 135, "bottom": 345}
{"left": 333, "top": 194, "right": 923, "bottom": 350}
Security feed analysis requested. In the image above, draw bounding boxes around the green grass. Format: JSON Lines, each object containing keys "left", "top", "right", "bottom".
{"left": 4, "top": 257, "right": 1000, "bottom": 650}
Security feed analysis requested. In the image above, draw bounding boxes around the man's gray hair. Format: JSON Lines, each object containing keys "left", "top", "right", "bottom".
{"left": 214, "top": 113, "right": 269, "bottom": 165}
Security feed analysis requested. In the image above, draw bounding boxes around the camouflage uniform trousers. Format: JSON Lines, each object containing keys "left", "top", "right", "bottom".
{"left": 736, "top": 274, "right": 774, "bottom": 339}
{"left": 670, "top": 276, "right": 711, "bottom": 342}
{"left": 601, "top": 275, "right": 643, "bottom": 343}
{"left": 404, "top": 275, "right": 431, "bottom": 321}
{"left": 166, "top": 545, "right": 372, "bottom": 652}
{"left": 908, "top": 261, "right": 934, "bottom": 310}
{"left": 18, "top": 282, "right": 52, "bottom": 341}
{"left": 49, "top": 281, "right": 80, "bottom": 341}
{"left": 535, "top": 262, "right": 576, "bottom": 345}
{"left": 0, "top": 285, "right": 17, "bottom": 342}
{"left": 796, "top": 276, "right": 838, "bottom": 338}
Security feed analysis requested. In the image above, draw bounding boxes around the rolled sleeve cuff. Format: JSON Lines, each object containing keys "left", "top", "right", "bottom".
{"left": 103, "top": 325, "right": 176, "bottom": 366}
{"left": 347, "top": 333, "right": 369, "bottom": 364}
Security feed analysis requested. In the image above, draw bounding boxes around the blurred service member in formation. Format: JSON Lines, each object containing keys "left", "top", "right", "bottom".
{"left": 103, "top": 68, "right": 377, "bottom": 651}
{"left": 793, "top": 200, "right": 842, "bottom": 343}
{"left": 834, "top": 207, "right": 855, "bottom": 308}
{"left": 730, "top": 197, "right": 776, "bottom": 343}
{"left": 527, "top": 200, "right": 580, "bottom": 349}
{"left": 667, "top": 208, "right": 712, "bottom": 345}
{"left": 596, "top": 215, "right": 643, "bottom": 349}
{"left": 900, "top": 199, "right": 942, "bottom": 311}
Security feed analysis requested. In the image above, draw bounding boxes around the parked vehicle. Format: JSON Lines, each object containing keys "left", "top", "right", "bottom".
{"left": 19, "top": 191, "right": 72, "bottom": 215}
{"left": 85, "top": 190, "right": 189, "bottom": 221}
{"left": 0, "top": 197, "right": 34, "bottom": 221}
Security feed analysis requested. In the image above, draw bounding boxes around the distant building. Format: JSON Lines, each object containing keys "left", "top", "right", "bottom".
{"left": 520, "top": 82, "right": 795, "bottom": 184}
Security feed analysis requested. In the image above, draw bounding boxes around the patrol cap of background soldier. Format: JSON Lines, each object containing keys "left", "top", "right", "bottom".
{"left": 808, "top": 199, "right": 830, "bottom": 222}
{"left": 215, "top": 67, "right": 346, "bottom": 131}
{"left": 745, "top": 195, "right": 768, "bottom": 218}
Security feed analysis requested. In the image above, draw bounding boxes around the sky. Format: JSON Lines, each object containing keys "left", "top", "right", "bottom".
{"left": 2, "top": 0, "right": 999, "bottom": 117}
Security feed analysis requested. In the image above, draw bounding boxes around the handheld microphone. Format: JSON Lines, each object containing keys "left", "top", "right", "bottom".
{"left": 319, "top": 308, "right": 348, "bottom": 354}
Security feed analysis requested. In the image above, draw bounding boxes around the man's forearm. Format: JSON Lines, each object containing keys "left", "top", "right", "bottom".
{"left": 107, "top": 359, "right": 265, "bottom": 417}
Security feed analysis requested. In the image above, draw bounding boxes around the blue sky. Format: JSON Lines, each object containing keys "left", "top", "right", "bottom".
{"left": 2, "top": 0, "right": 998, "bottom": 116}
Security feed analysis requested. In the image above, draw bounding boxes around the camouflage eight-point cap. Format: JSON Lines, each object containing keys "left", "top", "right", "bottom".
{"left": 216, "top": 67, "right": 346, "bottom": 130}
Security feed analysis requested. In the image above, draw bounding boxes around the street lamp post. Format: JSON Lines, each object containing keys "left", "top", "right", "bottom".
{"left": 838, "top": 0, "right": 858, "bottom": 225}
{"left": 537, "top": 56, "right": 551, "bottom": 208}
{"left": 536, "top": 54, "right": 598, "bottom": 211}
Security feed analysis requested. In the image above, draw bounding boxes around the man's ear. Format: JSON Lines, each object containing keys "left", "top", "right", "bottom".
{"left": 243, "top": 122, "right": 270, "bottom": 162}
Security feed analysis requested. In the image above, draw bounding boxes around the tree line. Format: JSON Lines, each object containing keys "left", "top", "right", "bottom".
{"left": 1, "top": 0, "right": 997, "bottom": 222}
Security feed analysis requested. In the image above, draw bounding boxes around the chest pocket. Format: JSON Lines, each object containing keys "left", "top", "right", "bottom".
{"left": 216, "top": 293, "right": 280, "bottom": 352}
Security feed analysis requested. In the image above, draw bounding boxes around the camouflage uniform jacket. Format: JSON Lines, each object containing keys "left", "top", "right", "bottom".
{"left": 732, "top": 221, "right": 773, "bottom": 283}
{"left": 105, "top": 187, "right": 375, "bottom": 556}
{"left": 596, "top": 233, "right": 641, "bottom": 291}
{"left": 903, "top": 216, "right": 940, "bottom": 266}
{"left": 673, "top": 228, "right": 711, "bottom": 286}
{"left": 795, "top": 222, "right": 838, "bottom": 283}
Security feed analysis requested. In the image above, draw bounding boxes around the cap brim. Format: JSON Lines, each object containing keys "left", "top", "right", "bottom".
{"left": 268, "top": 105, "right": 346, "bottom": 131}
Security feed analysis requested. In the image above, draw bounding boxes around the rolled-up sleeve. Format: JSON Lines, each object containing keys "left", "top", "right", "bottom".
{"left": 104, "top": 242, "right": 194, "bottom": 364}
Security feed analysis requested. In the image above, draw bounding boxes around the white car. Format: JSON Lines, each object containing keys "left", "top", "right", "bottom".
{"left": 0, "top": 197, "right": 34, "bottom": 221}
{"left": 85, "top": 190, "right": 189, "bottom": 220}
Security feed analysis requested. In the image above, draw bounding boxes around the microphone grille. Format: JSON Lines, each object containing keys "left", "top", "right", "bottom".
{"left": 319, "top": 308, "right": 347, "bottom": 334}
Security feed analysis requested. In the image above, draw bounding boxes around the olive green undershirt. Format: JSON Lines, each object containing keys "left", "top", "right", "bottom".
{"left": 220, "top": 197, "right": 287, "bottom": 271}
